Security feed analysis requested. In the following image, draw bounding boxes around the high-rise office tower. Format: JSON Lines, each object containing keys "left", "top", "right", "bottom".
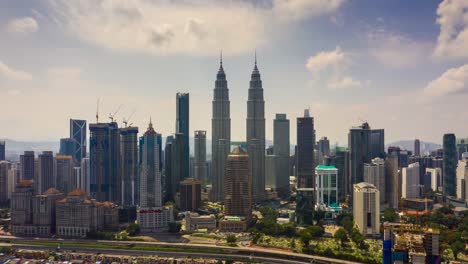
{"left": 246, "top": 55, "right": 266, "bottom": 203}
{"left": 224, "top": 147, "right": 252, "bottom": 218}
{"left": 0, "top": 141, "right": 5, "bottom": 161}
{"left": 353, "top": 182, "right": 380, "bottom": 236}
{"left": 364, "top": 158, "right": 386, "bottom": 206}
{"left": 59, "top": 138, "right": 76, "bottom": 157}
{"left": 0, "top": 161, "right": 9, "bottom": 205}
{"left": 171, "top": 133, "right": 184, "bottom": 199}
{"left": 333, "top": 147, "right": 349, "bottom": 202}
{"left": 414, "top": 139, "right": 421, "bottom": 157}
{"left": 349, "top": 122, "right": 384, "bottom": 188}
{"left": 137, "top": 121, "right": 173, "bottom": 233}
{"left": 80, "top": 158, "right": 90, "bottom": 194}
{"left": 20, "top": 151, "right": 35, "bottom": 180}
{"left": 315, "top": 165, "right": 338, "bottom": 208}
{"left": 120, "top": 126, "right": 139, "bottom": 206}
{"left": 296, "top": 109, "right": 315, "bottom": 189}
{"left": 425, "top": 167, "right": 442, "bottom": 192}
{"left": 402, "top": 162, "right": 421, "bottom": 199}
{"left": 139, "top": 121, "right": 161, "bottom": 208}
{"left": 55, "top": 155, "right": 73, "bottom": 195}
{"left": 194, "top": 131, "right": 207, "bottom": 188}
{"left": 176, "top": 93, "right": 190, "bottom": 180}
{"left": 164, "top": 135, "right": 174, "bottom": 202}
{"left": 70, "top": 119, "right": 87, "bottom": 163}
{"left": 385, "top": 152, "right": 399, "bottom": 209}
{"left": 211, "top": 55, "right": 231, "bottom": 202}
{"left": 36, "top": 151, "right": 54, "bottom": 194}
{"left": 443, "top": 133, "right": 457, "bottom": 197}
{"left": 273, "top": 114, "right": 290, "bottom": 198}
{"left": 318, "top": 137, "right": 330, "bottom": 157}
{"left": 180, "top": 178, "right": 201, "bottom": 212}
{"left": 89, "top": 122, "right": 120, "bottom": 202}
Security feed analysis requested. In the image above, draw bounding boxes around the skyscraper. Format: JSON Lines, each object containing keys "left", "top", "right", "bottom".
{"left": 138, "top": 121, "right": 173, "bottom": 233}
{"left": 194, "top": 130, "right": 207, "bottom": 187}
{"left": 89, "top": 122, "right": 120, "bottom": 202}
{"left": 120, "top": 126, "right": 139, "bottom": 206}
{"left": 385, "top": 153, "right": 399, "bottom": 209}
{"left": 59, "top": 138, "right": 76, "bottom": 157}
{"left": 402, "top": 162, "right": 421, "bottom": 199}
{"left": 211, "top": 55, "right": 231, "bottom": 202}
{"left": 176, "top": 93, "right": 189, "bottom": 180}
{"left": 36, "top": 151, "right": 54, "bottom": 194}
{"left": 246, "top": 55, "right": 266, "bottom": 203}
{"left": 70, "top": 119, "right": 87, "bottom": 163}
{"left": 163, "top": 135, "right": 174, "bottom": 202}
{"left": 80, "top": 158, "right": 90, "bottom": 194}
{"left": 0, "top": 141, "right": 5, "bottom": 161}
{"left": 364, "top": 158, "right": 386, "bottom": 206}
{"left": 20, "top": 151, "right": 35, "bottom": 180}
{"left": 349, "top": 122, "right": 384, "bottom": 188}
{"left": 171, "top": 133, "right": 184, "bottom": 199}
{"left": 180, "top": 178, "right": 201, "bottom": 212}
{"left": 273, "top": 113, "right": 290, "bottom": 198}
{"left": 296, "top": 109, "right": 315, "bottom": 189}
{"left": 139, "top": 121, "right": 161, "bottom": 208}
{"left": 224, "top": 146, "right": 252, "bottom": 218}
{"left": 318, "top": 137, "right": 330, "bottom": 157}
{"left": 0, "top": 161, "right": 9, "bottom": 205}
{"left": 55, "top": 155, "right": 73, "bottom": 195}
{"left": 443, "top": 133, "right": 457, "bottom": 197}
{"left": 414, "top": 139, "right": 421, "bottom": 157}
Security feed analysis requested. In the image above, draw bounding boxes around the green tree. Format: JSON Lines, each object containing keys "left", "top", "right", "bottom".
{"left": 226, "top": 234, "right": 237, "bottom": 245}
{"left": 125, "top": 223, "right": 140, "bottom": 236}
{"left": 451, "top": 241, "right": 464, "bottom": 260}
{"left": 350, "top": 228, "right": 368, "bottom": 250}
{"left": 341, "top": 216, "right": 354, "bottom": 233}
{"left": 334, "top": 228, "right": 349, "bottom": 247}
{"left": 382, "top": 208, "right": 398, "bottom": 222}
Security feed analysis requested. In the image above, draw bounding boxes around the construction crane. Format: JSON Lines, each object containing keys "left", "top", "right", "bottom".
{"left": 123, "top": 109, "right": 136, "bottom": 128}
{"left": 109, "top": 104, "right": 123, "bottom": 123}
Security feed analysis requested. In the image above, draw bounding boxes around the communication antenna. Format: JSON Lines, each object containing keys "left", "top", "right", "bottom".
{"left": 96, "top": 98, "right": 101, "bottom": 123}
{"left": 109, "top": 104, "right": 123, "bottom": 123}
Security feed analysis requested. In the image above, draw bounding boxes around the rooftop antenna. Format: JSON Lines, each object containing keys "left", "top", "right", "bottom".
{"left": 109, "top": 104, "right": 123, "bottom": 123}
{"left": 220, "top": 49, "right": 223, "bottom": 66}
{"left": 96, "top": 98, "right": 101, "bottom": 123}
{"left": 254, "top": 49, "right": 257, "bottom": 66}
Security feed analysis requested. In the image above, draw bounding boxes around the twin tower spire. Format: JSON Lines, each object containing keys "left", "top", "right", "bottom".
{"left": 211, "top": 51, "right": 266, "bottom": 203}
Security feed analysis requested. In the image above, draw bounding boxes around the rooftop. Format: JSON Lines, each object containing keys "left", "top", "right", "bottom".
{"left": 316, "top": 165, "right": 337, "bottom": 170}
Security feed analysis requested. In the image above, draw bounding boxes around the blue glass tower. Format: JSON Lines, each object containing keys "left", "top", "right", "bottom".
{"left": 176, "top": 93, "right": 189, "bottom": 180}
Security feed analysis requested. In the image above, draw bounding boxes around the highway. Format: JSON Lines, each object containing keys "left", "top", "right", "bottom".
{"left": 0, "top": 235, "right": 362, "bottom": 264}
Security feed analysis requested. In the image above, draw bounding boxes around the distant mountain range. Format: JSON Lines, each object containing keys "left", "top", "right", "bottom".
{"left": 386, "top": 140, "right": 441, "bottom": 154}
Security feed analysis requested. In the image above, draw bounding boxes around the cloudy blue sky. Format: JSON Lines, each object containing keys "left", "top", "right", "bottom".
{"left": 0, "top": 0, "right": 467, "bottom": 145}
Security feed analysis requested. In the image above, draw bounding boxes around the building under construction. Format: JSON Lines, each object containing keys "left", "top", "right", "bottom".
{"left": 383, "top": 223, "right": 440, "bottom": 264}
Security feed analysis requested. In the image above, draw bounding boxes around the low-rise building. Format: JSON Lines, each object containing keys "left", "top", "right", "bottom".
{"left": 56, "top": 189, "right": 118, "bottom": 237}
{"left": 219, "top": 216, "right": 249, "bottom": 232}
{"left": 185, "top": 212, "right": 216, "bottom": 232}
{"left": 137, "top": 206, "right": 174, "bottom": 233}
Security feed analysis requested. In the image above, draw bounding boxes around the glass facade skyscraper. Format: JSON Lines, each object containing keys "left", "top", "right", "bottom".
{"left": 176, "top": 93, "right": 189, "bottom": 180}
{"left": 70, "top": 119, "right": 87, "bottom": 163}
{"left": 443, "top": 133, "right": 457, "bottom": 197}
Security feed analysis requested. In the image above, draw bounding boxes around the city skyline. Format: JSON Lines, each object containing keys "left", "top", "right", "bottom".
{"left": 1, "top": 0, "right": 467, "bottom": 144}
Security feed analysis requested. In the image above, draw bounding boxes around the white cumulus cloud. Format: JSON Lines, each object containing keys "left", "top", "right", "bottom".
{"left": 434, "top": 0, "right": 468, "bottom": 59}
{"left": 0, "top": 61, "right": 32, "bottom": 81}
{"left": 423, "top": 64, "right": 468, "bottom": 98}
{"left": 6, "top": 17, "right": 38, "bottom": 34}
{"left": 306, "top": 46, "right": 366, "bottom": 89}
{"left": 47, "top": 0, "right": 345, "bottom": 56}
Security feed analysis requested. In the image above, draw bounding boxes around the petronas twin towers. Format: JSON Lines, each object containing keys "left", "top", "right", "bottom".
{"left": 211, "top": 54, "right": 265, "bottom": 203}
